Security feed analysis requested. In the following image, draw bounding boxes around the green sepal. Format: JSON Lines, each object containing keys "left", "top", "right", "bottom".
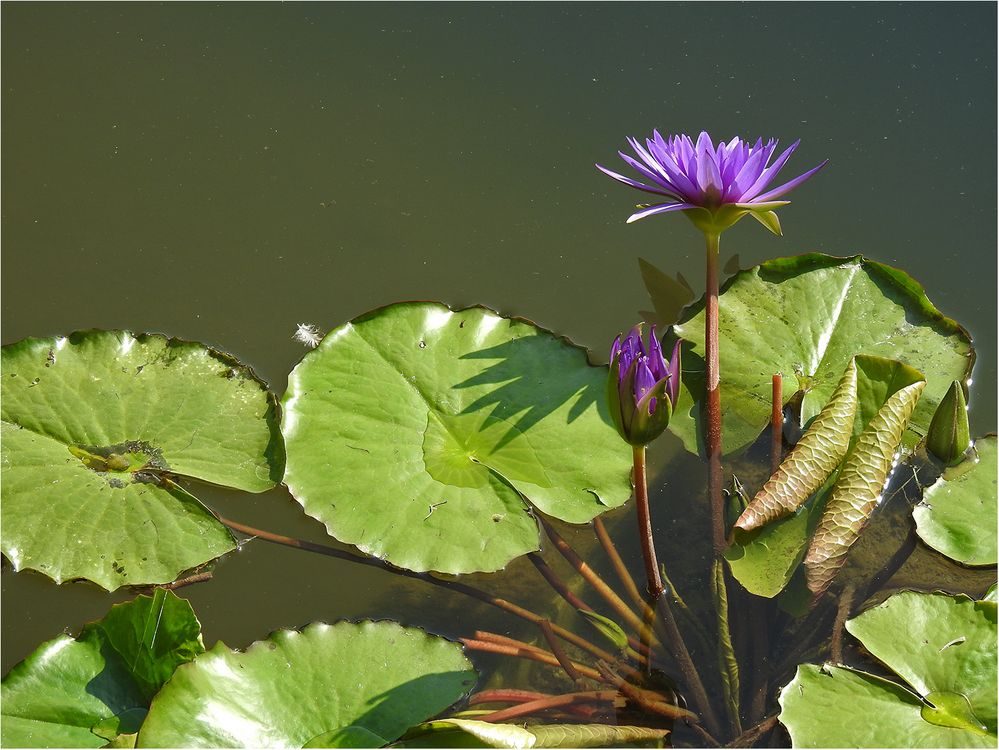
{"left": 606, "top": 351, "right": 627, "bottom": 442}
{"left": 926, "top": 379, "right": 971, "bottom": 466}
{"left": 628, "top": 376, "right": 673, "bottom": 446}
{"left": 682, "top": 201, "right": 791, "bottom": 236}
{"left": 749, "top": 209, "right": 782, "bottom": 236}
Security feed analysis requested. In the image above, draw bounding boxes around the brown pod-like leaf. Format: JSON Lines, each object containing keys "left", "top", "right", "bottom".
{"left": 734, "top": 358, "right": 859, "bottom": 533}
{"left": 804, "top": 379, "right": 926, "bottom": 602}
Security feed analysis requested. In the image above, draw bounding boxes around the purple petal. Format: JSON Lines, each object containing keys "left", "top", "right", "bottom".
{"left": 634, "top": 361, "right": 655, "bottom": 404}
{"left": 741, "top": 139, "right": 800, "bottom": 201}
{"left": 647, "top": 326, "right": 667, "bottom": 380}
{"left": 625, "top": 325, "right": 645, "bottom": 357}
{"left": 596, "top": 163, "right": 677, "bottom": 198}
{"left": 751, "top": 160, "right": 829, "bottom": 202}
{"left": 609, "top": 335, "right": 622, "bottom": 366}
{"left": 695, "top": 141, "right": 725, "bottom": 197}
{"left": 724, "top": 147, "right": 767, "bottom": 201}
{"left": 645, "top": 140, "right": 699, "bottom": 197}
{"left": 625, "top": 201, "right": 698, "bottom": 223}
{"left": 619, "top": 149, "right": 682, "bottom": 193}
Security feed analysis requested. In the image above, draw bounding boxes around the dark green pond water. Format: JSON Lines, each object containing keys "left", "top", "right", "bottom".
{"left": 2, "top": 1, "right": 996, "bottom": 741}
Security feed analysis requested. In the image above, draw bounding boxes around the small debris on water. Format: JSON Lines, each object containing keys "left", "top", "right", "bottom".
{"left": 293, "top": 323, "right": 323, "bottom": 348}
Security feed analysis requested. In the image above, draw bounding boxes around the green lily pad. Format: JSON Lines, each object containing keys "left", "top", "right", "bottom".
{"left": 671, "top": 254, "right": 973, "bottom": 457}
{"left": 397, "top": 718, "right": 669, "bottom": 748}
{"left": 1, "top": 590, "right": 204, "bottom": 748}
{"left": 1, "top": 331, "right": 283, "bottom": 589}
{"left": 779, "top": 590, "right": 997, "bottom": 747}
{"left": 282, "top": 302, "right": 632, "bottom": 574}
{"left": 914, "top": 435, "right": 998, "bottom": 566}
{"left": 138, "top": 620, "right": 477, "bottom": 748}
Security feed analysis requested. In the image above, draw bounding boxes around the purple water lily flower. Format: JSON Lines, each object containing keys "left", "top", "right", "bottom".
{"left": 607, "top": 325, "right": 681, "bottom": 446}
{"left": 597, "top": 130, "right": 827, "bottom": 235}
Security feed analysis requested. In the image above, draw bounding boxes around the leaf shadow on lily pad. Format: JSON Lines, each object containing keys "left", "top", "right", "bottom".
{"left": 304, "top": 671, "right": 481, "bottom": 748}
{"left": 455, "top": 335, "right": 605, "bottom": 451}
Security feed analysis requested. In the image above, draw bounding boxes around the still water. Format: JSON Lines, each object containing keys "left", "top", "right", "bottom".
{"left": 2, "top": 1, "right": 996, "bottom": 740}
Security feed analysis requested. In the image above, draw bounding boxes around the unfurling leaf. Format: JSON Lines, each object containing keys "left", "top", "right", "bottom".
{"left": 735, "top": 358, "right": 858, "bottom": 532}
{"left": 926, "top": 379, "right": 971, "bottom": 466}
{"left": 804, "top": 370, "right": 925, "bottom": 601}
{"left": 577, "top": 609, "right": 629, "bottom": 651}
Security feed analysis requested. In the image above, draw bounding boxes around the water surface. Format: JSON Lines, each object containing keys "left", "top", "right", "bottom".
{"left": 3, "top": 2, "right": 995, "bottom": 736}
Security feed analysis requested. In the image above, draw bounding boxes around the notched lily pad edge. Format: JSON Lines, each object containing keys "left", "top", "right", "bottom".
{"left": 280, "top": 299, "right": 631, "bottom": 575}
{"left": 307, "top": 299, "right": 614, "bottom": 366}
{"left": 671, "top": 252, "right": 976, "bottom": 439}
{"left": 2, "top": 327, "right": 287, "bottom": 487}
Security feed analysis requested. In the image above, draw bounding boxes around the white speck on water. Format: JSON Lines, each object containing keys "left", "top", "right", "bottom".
{"left": 293, "top": 323, "right": 323, "bottom": 349}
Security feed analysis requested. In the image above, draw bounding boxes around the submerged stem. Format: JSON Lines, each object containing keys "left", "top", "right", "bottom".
{"left": 633, "top": 445, "right": 664, "bottom": 598}
{"left": 705, "top": 231, "right": 725, "bottom": 555}
{"left": 537, "top": 516, "right": 651, "bottom": 641}
{"left": 216, "top": 515, "right": 617, "bottom": 665}
{"left": 476, "top": 690, "right": 618, "bottom": 723}
{"left": 592, "top": 515, "right": 647, "bottom": 613}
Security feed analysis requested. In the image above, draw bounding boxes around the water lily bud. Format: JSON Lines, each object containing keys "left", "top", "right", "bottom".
{"left": 607, "top": 325, "right": 681, "bottom": 446}
{"left": 926, "top": 379, "right": 971, "bottom": 465}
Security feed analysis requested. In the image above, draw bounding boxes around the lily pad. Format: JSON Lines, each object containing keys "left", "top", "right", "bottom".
{"left": 671, "top": 254, "right": 973, "bottom": 457}
{"left": 1, "top": 331, "right": 283, "bottom": 589}
{"left": 914, "top": 435, "right": 998, "bottom": 566}
{"left": 779, "top": 590, "right": 997, "bottom": 747}
{"left": 397, "top": 718, "right": 669, "bottom": 748}
{"left": 1, "top": 590, "right": 204, "bottom": 748}
{"left": 282, "top": 302, "right": 632, "bottom": 574}
{"left": 138, "top": 620, "right": 477, "bottom": 748}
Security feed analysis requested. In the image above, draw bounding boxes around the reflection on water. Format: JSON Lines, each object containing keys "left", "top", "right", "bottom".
{"left": 2, "top": 2, "right": 995, "bottom": 744}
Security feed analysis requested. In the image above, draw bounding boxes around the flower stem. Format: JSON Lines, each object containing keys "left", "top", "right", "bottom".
{"left": 633, "top": 445, "right": 664, "bottom": 598}
{"left": 705, "top": 231, "right": 726, "bottom": 555}
{"left": 629, "top": 448, "right": 721, "bottom": 737}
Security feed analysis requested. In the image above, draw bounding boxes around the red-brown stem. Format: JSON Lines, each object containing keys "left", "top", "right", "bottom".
{"left": 592, "top": 516, "right": 648, "bottom": 614}
{"left": 467, "top": 633, "right": 674, "bottom": 706}
{"left": 538, "top": 516, "right": 650, "bottom": 639}
{"left": 217, "top": 515, "right": 618, "bottom": 665}
{"left": 653, "top": 594, "right": 721, "bottom": 737}
{"left": 469, "top": 689, "right": 553, "bottom": 706}
{"left": 137, "top": 571, "right": 214, "bottom": 593}
{"left": 830, "top": 583, "right": 857, "bottom": 664}
{"left": 461, "top": 637, "right": 605, "bottom": 682}
{"left": 771, "top": 374, "right": 783, "bottom": 476}
{"left": 692, "top": 722, "right": 723, "bottom": 748}
{"left": 529, "top": 553, "right": 591, "bottom": 611}
{"left": 633, "top": 445, "right": 664, "bottom": 598}
{"left": 705, "top": 232, "right": 725, "bottom": 554}
{"left": 539, "top": 619, "right": 586, "bottom": 683}
{"left": 477, "top": 691, "right": 619, "bottom": 723}
{"left": 597, "top": 661, "right": 699, "bottom": 722}
{"left": 729, "top": 714, "right": 778, "bottom": 748}
{"left": 528, "top": 553, "right": 652, "bottom": 664}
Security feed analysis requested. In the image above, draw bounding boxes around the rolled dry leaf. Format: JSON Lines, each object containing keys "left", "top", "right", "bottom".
{"left": 804, "top": 379, "right": 926, "bottom": 602}
{"left": 735, "top": 358, "right": 859, "bottom": 533}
